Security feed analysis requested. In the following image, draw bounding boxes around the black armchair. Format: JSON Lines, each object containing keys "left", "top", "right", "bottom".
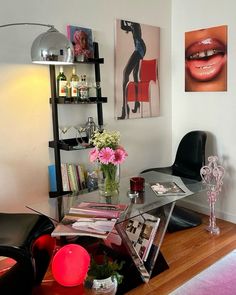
{"left": 141, "top": 130, "right": 207, "bottom": 232}
{"left": 0, "top": 213, "right": 55, "bottom": 295}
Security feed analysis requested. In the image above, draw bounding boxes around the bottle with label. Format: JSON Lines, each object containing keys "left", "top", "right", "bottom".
{"left": 57, "top": 66, "right": 67, "bottom": 97}
{"left": 70, "top": 67, "right": 79, "bottom": 99}
{"left": 79, "top": 74, "right": 89, "bottom": 101}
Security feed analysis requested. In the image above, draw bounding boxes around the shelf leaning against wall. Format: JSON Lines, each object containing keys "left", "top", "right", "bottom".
{"left": 48, "top": 42, "right": 107, "bottom": 199}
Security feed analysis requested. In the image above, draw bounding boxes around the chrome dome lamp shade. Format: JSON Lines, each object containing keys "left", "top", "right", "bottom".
{"left": 0, "top": 22, "right": 74, "bottom": 65}
{"left": 31, "top": 27, "right": 74, "bottom": 64}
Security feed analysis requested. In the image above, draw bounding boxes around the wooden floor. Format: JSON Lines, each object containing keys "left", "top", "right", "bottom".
{"left": 32, "top": 214, "right": 236, "bottom": 295}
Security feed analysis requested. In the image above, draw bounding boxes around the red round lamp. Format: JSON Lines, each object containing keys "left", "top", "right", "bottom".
{"left": 52, "top": 244, "right": 90, "bottom": 287}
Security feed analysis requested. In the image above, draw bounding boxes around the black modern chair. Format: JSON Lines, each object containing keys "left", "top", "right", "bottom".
{"left": 141, "top": 130, "right": 207, "bottom": 232}
{"left": 0, "top": 213, "right": 55, "bottom": 294}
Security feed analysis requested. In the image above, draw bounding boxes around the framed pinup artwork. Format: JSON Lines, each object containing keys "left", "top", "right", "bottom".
{"left": 115, "top": 19, "right": 160, "bottom": 120}
{"left": 67, "top": 25, "right": 94, "bottom": 61}
{"left": 185, "top": 25, "right": 227, "bottom": 92}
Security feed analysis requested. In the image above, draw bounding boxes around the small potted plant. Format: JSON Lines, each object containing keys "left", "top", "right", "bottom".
{"left": 85, "top": 253, "right": 125, "bottom": 294}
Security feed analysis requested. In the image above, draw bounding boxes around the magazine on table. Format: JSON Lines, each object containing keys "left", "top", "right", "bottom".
{"left": 69, "top": 202, "right": 128, "bottom": 219}
{"left": 150, "top": 181, "right": 187, "bottom": 196}
{"left": 125, "top": 213, "right": 160, "bottom": 262}
{"left": 51, "top": 213, "right": 117, "bottom": 239}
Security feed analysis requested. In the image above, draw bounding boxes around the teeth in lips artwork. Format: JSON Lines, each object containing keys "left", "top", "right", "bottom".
{"left": 185, "top": 37, "right": 227, "bottom": 82}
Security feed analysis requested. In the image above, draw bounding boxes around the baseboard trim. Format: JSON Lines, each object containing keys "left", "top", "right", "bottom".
{"left": 177, "top": 199, "right": 236, "bottom": 224}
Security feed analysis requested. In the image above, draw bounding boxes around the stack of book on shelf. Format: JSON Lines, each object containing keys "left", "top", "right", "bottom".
{"left": 125, "top": 213, "right": 160, "bottom": 262}
{"left": 48, "top": 163, "right": 87, "bottom": 193}
{"left": 52, "top": 202, "right": 128, "bottom": 239}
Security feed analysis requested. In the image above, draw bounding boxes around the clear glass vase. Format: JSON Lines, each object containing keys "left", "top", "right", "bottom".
{"left": 97, "top": 163, "right": 120, "bottom": 197}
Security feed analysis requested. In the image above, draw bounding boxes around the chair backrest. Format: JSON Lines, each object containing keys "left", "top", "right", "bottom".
{"left": 172, "top": 131, "right": 207, "bottom": 181}
{"left": 139, "top": 59, "right": 157, "bottom": 83}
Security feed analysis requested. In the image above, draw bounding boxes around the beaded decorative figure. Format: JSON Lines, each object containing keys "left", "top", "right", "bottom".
{"left": 200, "top": 156, "right": 225, "bottom": 235}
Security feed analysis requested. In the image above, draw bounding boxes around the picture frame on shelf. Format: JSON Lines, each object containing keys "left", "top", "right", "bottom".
{"left": 67, "top": 25, "right": 94, "bottom": 62}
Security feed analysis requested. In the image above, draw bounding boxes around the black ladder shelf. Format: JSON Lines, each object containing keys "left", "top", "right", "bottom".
{"left": 48, "top": 42, "right": 106, "bottom": 199}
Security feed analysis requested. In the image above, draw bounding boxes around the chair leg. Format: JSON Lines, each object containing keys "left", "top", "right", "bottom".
{"left": 165, "top": 205, "right": 202, "bottom": 233}
{"left": 149, "top": 100, "right": 152, "bottom": 117}
{"left": 0, "top": 258, "right": 34, "bottom": 294}
{"left": 32, "top": 234, "right": 56, "bottom": 284}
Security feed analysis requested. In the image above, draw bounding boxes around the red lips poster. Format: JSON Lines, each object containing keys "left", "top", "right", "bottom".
{"left": 185, "top": 25, "right": 227, "bottom": 92}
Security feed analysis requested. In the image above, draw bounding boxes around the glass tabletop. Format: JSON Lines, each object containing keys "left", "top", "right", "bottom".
{"left": 26, "top": 171, "right": 205, "bottom": 223}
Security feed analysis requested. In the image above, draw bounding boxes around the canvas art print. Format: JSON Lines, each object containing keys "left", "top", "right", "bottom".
{"left": 115, "top": 19, "right": 160, "bottom": 120}
{"left": 67, "top": 25, "right": 94, "bottom": 61}
{"left": 185, "top": 25, "right": 227, "bottom": 92}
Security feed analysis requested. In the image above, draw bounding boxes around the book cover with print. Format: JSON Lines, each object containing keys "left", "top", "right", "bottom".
{"left": 67, "top": 25, "right": 94, "bottom": 61}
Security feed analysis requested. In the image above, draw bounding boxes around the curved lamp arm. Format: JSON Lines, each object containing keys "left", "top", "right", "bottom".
{"left": 0, "top": 22, "right": 74, "bottom": 64}
{"left": 0, "top": 22, "right": 54, "bottom": 29}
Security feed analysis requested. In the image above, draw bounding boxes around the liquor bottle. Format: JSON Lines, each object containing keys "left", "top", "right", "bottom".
{"left": 70, "top": 67, "right": 79, "bottom": 98}
{"left": 57, "top": 66, "right": 67, "bottom": 97}
{"left": 79, "top": 74, "right": 89, "bottom": 100}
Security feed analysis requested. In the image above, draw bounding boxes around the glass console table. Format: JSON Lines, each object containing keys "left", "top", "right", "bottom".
{"left": 26, "top": 171, "right": 204, "bottom": 291}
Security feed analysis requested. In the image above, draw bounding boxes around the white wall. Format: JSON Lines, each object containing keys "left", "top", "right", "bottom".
{"left": 0, "top": 0, "right": 172, "bottom": 212}
{"left": 172, "top": 0, "right": 236, "bottom": 222}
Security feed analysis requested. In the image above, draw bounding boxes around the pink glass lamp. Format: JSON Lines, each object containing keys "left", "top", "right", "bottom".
{"left": 52, "top": 244, "right": 90, "bottom": 287}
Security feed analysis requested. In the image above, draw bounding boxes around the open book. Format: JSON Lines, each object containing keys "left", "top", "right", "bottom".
{"left": 52, "top": 202, "right": 128, "bottom": 239}
{"left": 125, "top": 213, "right": 160, "bottom": 262}
{"left": 51, "top": 214, "right": 117, "bottom": 239}
{"left": 150, "top": 181, "right": 186, "bottom": 196}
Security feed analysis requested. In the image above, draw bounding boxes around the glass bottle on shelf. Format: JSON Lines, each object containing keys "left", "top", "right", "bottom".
{"left": 57, "top": 66, "right": 67, "bottom": 97}
{"left": 79, "top": 74, "right": 89, "bottom": 101}
{"left": 85, "top": 117, "right": 97, "bottom": 143}
{"left": 70, "top": 67, "right": 79, "bottom": 100}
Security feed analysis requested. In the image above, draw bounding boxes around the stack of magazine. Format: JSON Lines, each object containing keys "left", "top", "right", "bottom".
{"left": 150, "top": 181, "right": 187, "bottom": 196}
{"left": 52, "top": 202, "right": 128, "bottom": 239}
{"left": 125, "top": 213, "right": 160, "bottom": 262}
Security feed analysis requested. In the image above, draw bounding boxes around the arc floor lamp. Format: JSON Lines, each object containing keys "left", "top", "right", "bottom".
{"left": 0, "top": 22, "right": 74, "bottom": 64}
{"left": 0, "top": 22, "right": 75, "bottom": 212}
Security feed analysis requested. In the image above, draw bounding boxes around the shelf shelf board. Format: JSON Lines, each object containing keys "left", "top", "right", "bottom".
{"left": 49, "top": 137, "right": 93, "bottom": 151}
{"left": 50, "top": 97, "right": 107, "bottom": 104}
{"left": 49, "top": 190, "right": 72, "bottom": 198}
{"left": 74, "top": 57, "right": 104, "bottom": 64}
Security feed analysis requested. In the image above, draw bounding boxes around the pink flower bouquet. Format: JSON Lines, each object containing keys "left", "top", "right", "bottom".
{"left": 89, "top": 130, "right": 128, "bottom": 196}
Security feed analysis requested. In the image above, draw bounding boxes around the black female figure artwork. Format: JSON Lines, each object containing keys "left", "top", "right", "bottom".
{"left": 115, "top": 19, "right": 160, "bottom": 120}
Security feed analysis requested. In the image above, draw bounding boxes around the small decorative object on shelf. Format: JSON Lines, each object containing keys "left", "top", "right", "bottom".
{"left": 89, "top": 130, "right": 128, "bottom": 197}
{"left": 59, "top": 125, "right": 71, "bottom": 143}
{"left": 74, "top": 117, "right": 97, "bottom": 147}
{"left": 200, "top": 155, "right": 225, "bottom": 235}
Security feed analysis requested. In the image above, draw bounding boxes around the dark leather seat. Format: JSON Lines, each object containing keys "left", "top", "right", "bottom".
{"left": 0, "top": 213, "right": 55, "bottom": 294}
{"left": 141, "top": 130, "right": 207, "bottom": 232}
